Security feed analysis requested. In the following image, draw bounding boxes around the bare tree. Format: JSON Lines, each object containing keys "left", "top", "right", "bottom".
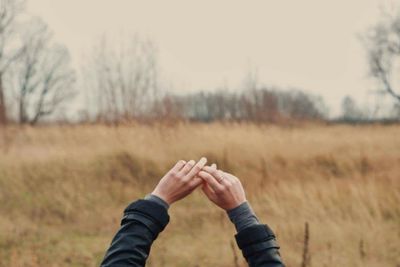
{"left": 0, "top": 0, "right": 25, "bottom": 125}
{"left": 341, "top": 95, "right": 364, "bottom": 121}
{"left": 392, "top": 102, "right": 400, "bottom": 118}
{"left": 277, "top": 89, "right": 327, "bottom": 121}
{"left": 151, "top": 93, "right": 184, "bottom": 123}
{"left": 86, "top": 35, "right": 159, "bottom": 123}
{"left": 362, "top": 9, "right": 400, "bottom": 103}
{"left": 7, "top": 19, "right": 75, "bottom": 124}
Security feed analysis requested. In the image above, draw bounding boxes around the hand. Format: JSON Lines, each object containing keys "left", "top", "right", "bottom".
{"left": 152, "top": 157, "right": 207, "bottom": 205}
{"left": 198, "top": 165, "right": 247, "bottom": 210}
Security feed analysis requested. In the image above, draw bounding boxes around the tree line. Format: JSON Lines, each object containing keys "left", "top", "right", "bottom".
{"left": 151, "top": 88, "right": 327, "bottom": 123}
{"left": 82, "top": 37, "right": 327, "bottom": 123}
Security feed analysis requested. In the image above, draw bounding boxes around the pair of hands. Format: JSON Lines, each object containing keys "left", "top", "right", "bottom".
{"left": 152, "top": 157, "right": 246, "bottom": 211}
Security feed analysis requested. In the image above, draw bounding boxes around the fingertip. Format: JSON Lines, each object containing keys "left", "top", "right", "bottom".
{"left": 199, "top": 157, "right": 207, "bottom": 165}
{"left": 173, "top": 160, "right": 186, "bottom": 170}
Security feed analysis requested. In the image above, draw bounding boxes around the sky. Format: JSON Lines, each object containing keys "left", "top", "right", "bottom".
{"left": 26, "top": 0, "right": 396, "bottom": 116}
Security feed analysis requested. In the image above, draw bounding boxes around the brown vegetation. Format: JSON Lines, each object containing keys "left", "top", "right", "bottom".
{"left": 0, "top": 123, "right": 399, "bottom": 266}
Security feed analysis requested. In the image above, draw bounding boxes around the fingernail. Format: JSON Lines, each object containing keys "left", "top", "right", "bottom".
{"left": 199, "top": 157, "right": 207, "bottom": 165}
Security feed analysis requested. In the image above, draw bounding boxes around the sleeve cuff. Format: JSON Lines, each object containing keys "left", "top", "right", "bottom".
{"left": 144, "top": 194, "right": 170, "bottom": 210}
{"left": 235, "top": 224, "right": 279, "bottom": 258}
{"left": 123, "top": 199, "right": 170, "bottom": 234}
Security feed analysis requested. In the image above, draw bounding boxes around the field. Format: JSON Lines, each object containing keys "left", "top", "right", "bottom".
{"left": 0, "top": 123, "right": 399, "bottom": 267}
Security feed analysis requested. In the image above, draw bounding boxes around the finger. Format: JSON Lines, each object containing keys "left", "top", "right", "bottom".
{"left": 203, "top": 166, "right": 226, "bottom": 185}
{"left": 222, "top": 171, "right": 239, "bottom": 183}
{"left": 201, "top": 179, "right": 215, "bottom": 193}
{"left": 178, "top": 160, "right": 196, "bottom": 176}
{"left": 184, "top": 157, "right": 207, "bottom": 181}
{"left": 216, "top": 170, "right": 233, "bottom": 187}
{"left": 201, "top": 182, "right": 217, "bottom": 200}
{"left": 198, "top": 170, "right": 224, "bottom": 192}
{"left": 203, "top": 165, "right": 219, "bottom": 175}
{"left": 211, "top": 163, "right": 217, "bottom": 169}
{"left": 169, "top": 160, "right": 186, "bottom": 173}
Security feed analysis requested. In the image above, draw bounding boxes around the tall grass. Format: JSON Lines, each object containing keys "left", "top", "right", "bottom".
{"left": 0, "top": 123, "right": 399, "bottom": 266}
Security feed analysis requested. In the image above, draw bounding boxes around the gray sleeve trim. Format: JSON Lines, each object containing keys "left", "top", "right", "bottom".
{"left": 227, "top": 201, "right": 260, "bottom": 232}
{"left": 144, "top": 194, "right": 170, "bottom": 210}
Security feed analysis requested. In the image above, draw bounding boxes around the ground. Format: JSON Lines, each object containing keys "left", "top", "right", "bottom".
{"left": 0, "top": 123, "right": 399, "bottom": 267}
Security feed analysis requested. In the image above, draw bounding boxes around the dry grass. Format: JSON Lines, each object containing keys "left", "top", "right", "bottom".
{"left": 0, "top": 123, "right": 399, "bottom": 267}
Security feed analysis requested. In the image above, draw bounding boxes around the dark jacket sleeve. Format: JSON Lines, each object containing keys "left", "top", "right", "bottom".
{"left": 235, "top": 224, "right": 285, "bottom": 267}
{"left": 100, "top": 199, "right": 169, "bottom": 267}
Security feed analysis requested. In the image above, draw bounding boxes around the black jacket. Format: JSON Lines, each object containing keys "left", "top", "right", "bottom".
{"left": 100, "top": 200, "right": 284, "bottom": 267}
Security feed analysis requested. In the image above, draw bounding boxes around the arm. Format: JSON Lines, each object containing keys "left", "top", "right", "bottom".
{"left": 198, "top": 165, "right": 285, "bottom": 267}
{"left": 100, "top": 199, "right": 169, "bottom": 267}
{"left": 235, "top": 223, "right": 283, "bottom": 267}
{"left": 100, "top": 158, "right": 207, "bottom": 267}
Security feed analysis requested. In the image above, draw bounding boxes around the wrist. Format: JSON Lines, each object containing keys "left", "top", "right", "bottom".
{"left": 151, "top": 190, "right": 173, "bottom": 205}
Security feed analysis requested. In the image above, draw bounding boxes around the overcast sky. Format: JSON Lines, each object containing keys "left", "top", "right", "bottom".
{"left": 26, "top": 0, "right": 395, "bottom": 115}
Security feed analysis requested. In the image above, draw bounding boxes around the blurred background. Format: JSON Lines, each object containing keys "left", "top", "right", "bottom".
{"left": 0, "top": 0, "right": 399, "bottom": 266}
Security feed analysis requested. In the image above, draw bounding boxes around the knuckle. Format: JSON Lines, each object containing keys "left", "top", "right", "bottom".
{"left": 170, "top": 171, "right": 179, "bottom": 179}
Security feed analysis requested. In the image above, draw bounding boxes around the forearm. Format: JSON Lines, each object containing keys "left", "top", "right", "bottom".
{"left": 101, "top": 220, "right": 155, "bottom": 266}
{"left": 101, "top": 157, "right": 205, "bottom": 266}
{"left": 101, "top": 199, "right": 169, "bottom": 267}
{"left": 229, "top": 202, "right": 285, "bottom": 267}
{"left": 236, "top": 224, "right": 284, "bottom": 267}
